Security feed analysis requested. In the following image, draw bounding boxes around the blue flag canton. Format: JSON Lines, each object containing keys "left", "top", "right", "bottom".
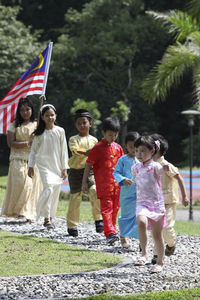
{"left": 20, "top": 45, "right": 49, "bottom": 81}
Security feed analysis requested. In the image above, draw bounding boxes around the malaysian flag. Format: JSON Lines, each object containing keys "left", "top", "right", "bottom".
{"left": 0, "top": 42, "right": 53, "bottom": 134}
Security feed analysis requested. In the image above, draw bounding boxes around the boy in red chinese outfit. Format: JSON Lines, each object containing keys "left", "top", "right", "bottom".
{"left": 82, "top": 117, "right": 124, "bottom": 245}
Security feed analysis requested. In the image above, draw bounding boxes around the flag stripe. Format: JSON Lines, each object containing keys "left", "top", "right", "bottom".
{"left": 2, "top": 84, "right": 44, "bottom": 106}
{"left": 0, "top": 44, "right": 51, "bottom": 134}
{"left": 3, "top": 107, "right": 7, "bottom": 134}
{"left": 12, "top": 75, "right": 44, "bottom": 92}
{"left": 2, "top": 74, "right": 45, "bottom": 104}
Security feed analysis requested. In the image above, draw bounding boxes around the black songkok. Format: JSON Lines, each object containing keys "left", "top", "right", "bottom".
{"left": 74, "top": 109, "right": 92, "bottom": 120}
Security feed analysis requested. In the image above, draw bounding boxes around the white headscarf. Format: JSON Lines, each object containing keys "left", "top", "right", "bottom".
{"left": 40, "top": 104, "right": 56, "bottom": 113}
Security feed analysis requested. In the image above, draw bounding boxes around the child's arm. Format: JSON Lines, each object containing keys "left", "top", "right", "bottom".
{"left": 174, "top": 174, "right": 189, "bottom": 207}
{"left": 113, "top": 156, "right": 133, "bottom": 186}
{"left": 28, "top": 136, "right": 38, "bottom": 178}
{"left": 122, "top": 178, "right": 134, "bottom": 186}
{"left": 163, "top": 164, "right": 170, "bottom": 172}
{"left": 28, "top": 167, "right": 34, "bottom": 178}
{"left": 61, "top": 169, "right": 67, "bottom": 180}
{"left": 77, "top": 149, "right": 91, "bottom": 156}
{"left": 82, "top": 162, "right": 92, "bottom": 194}
{"left": 7, "top": 131, "right": 32, "bottom": 149}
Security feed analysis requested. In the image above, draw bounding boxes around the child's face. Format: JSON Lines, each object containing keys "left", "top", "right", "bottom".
{"left": 19, "top": 104, "right": 32, "bottom": 122}
{"left": 42, "top": 108, "right": 56, "bottom": 127}
{"left": 75, "top": 117, "right": 91, "bottom": 136}
{"left": 135, "top": 145, "right": 155, "bottom": 163}
{"left": 126, "top": 140, "right": 135, "bottom": 156}
{"left": 102, "top": 130, "right": 118, "bottom": 144}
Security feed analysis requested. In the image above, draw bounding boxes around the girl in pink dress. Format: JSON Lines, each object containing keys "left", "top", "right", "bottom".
{"left": 132, "top": 135, "right": 169, "bottom": 273}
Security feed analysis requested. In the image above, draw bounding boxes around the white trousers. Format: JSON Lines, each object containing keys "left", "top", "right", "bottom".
{"left": 36, "top": 183, "right": 61, "bottom": 220}
{"left": 153, "top": 203, "right": 177, "bottom": 254}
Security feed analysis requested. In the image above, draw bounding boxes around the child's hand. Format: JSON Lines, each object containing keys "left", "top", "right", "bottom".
{"left": 62, "top": 169, "right": 67, "bottom": 180}
{"left": 77, "top": 149, "right": 90, "bottom": 156}
{"left": 122, "top": 178, "right": 133, "bottom": 186}
{"left": 182, "top": 196, "right": 189, "bottom": 207}
{"left": 84, "top": 149, "right": 90, "bottom": 156}
{"left": 28, "top": 167, "right": 34, "bottom": 178}
{"left": 77, "top": 150, "right": 86, "bottom": 154}
{"left": 163, "top": 164, "right": 169, "bottom": 172}
{"left": 82, "top": 182, "right": 89, "bottom": 194}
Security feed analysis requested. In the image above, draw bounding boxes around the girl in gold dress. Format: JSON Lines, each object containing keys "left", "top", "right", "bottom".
{"left": 1, "top": 98, "right": 41, "bottom": 222}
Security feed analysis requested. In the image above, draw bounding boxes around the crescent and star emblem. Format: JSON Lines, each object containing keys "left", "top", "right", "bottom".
{"left": 32, "top": 54, "right": 44, "bottom": 71}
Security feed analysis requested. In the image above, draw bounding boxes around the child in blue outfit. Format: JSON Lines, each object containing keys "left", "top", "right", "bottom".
{"left": 113, "top": 131, "right": 140, "bottom": 248}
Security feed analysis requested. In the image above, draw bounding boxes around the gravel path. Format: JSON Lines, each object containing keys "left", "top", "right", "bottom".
{"left": 0, "top": 214, "right": 199, "bottom": 299}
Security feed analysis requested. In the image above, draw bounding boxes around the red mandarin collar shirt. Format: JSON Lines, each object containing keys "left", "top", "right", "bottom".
{"left": 87, "top": 138, "right": 124, "bottom": 198}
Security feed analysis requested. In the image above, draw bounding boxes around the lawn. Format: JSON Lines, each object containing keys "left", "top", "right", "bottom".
{"left": 0, "top": 230, "right": 121, "bottom": 277}
{"left": 75, "top": 288, "right": 200, "bottom": 300}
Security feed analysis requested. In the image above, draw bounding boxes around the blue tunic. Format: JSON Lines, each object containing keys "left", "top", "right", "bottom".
{"left": 113, "top": 154, "right": 138, "bottom": 238}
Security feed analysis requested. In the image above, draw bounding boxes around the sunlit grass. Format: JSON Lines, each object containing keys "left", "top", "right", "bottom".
{"left": 75, "top": 288, "right": 200, "bottom": 300}
{"left": 0, "top": 230, "right": 121, "bottom": 277}
{"left": 175, "top": 220, "right": 200, "bottom": 236}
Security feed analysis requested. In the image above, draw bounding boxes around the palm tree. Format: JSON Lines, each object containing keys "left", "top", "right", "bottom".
{"left": 142, "top": 2, "right": 200, "bottom": 109}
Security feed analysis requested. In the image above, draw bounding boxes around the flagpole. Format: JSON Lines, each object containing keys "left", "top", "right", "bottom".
{"left": 38, "top": 42, "right": 53, "bottom": 122}
{"left": 42, "top": 42, "right": 53, "bottom": 97}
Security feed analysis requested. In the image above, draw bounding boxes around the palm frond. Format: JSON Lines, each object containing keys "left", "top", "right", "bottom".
{"left": 186, "top": 32, "right": 200, "bottom": 54}
{"left": 142, "top": 43, "right": 198, "bottom": 103}
{"left": 187, "top": 0, "right": 200, "bottom": 20}
{"left": 193, "top": 63, "right": 200, "bottom": 109}
{"left": 147, "top": 10, "right": 200, "bottom": 41}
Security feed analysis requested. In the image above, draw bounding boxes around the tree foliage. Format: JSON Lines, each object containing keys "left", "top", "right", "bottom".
{"left": 0, "top": 5, "right": 41, "bottom": 96}
{"left": 50, "top": 0, "right": 170, "bottom": 127}
{"left": 142, "top": 3, "right": 200, "bottom": 109}
{"left": 0, "top": 0, "right": 194, "bottom": 166}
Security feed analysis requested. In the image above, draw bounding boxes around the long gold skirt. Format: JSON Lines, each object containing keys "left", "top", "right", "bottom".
{"left": 1, "top": 159, "right": 42, "bottom": 219}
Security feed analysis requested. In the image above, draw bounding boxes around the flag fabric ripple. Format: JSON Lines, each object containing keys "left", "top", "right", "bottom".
{"left": 0, "top": 44, "right": 51, "bottom": 134}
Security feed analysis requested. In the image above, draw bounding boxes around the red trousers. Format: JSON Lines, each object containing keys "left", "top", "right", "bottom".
{"left": 100, "top": 190, "right": 120, "bottom": 237}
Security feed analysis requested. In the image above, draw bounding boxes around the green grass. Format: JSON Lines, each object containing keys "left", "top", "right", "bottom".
{"left": 175, "top": 220, "right": 200, "bottom": 236}
{"left": 0, "top": 230, "right": 121, "bottom": 277}
{"left": 0, "top": 175, "right": 7, "bottom": 186}
{"left": 177, "top": 204, "right": 200, "bottom": 210}
{"left": 73, "top": 288, "right": 200, "bottom": 299}
{"left": 57, "top": 199, "right": 95, "bottom": 221}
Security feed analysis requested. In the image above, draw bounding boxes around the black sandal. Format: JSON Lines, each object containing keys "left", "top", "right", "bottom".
{"left": 43, "top": 219, "right": 54, "bottom": 229}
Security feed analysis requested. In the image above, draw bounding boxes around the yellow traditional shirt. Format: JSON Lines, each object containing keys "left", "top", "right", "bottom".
{"left": 157, "top": 156, "right": 180, "bottom": 204}
{"left": 7, "top": 121, "right": 37, "bottom": 161}
{"left": 68, "top": 134, "right": 98, "bottom": 169}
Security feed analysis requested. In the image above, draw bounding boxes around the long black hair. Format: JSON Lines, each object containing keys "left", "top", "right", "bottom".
{"left": 34, "top": 104, "right": 56, "bottom": 136}
{"left": 15, "top": 98, "right": 35, "bottom": 127}
{"left": 151, "top": 133, "right": 168, "bottom": 156}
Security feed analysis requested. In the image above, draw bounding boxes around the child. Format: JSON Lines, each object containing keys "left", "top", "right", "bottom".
{"left": 151, "top": 133, "right": 189, "bottom": 263}
{"left": 82, "top": 117, "right": 124, "bottom": 245}
{"left": 28, "top": 104, "right": 69, "bottom": 229}
{"left": 113, "top": 131, "right": 140, "bottom": 249}
{"left": 1, "top": 98, "right": 41, "bottom": 222}
{"left": 66, "top": 109, "right": 103, "bottom": 237}
{"left": 132, "top": 135, "right": 169, "bottom": 273}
